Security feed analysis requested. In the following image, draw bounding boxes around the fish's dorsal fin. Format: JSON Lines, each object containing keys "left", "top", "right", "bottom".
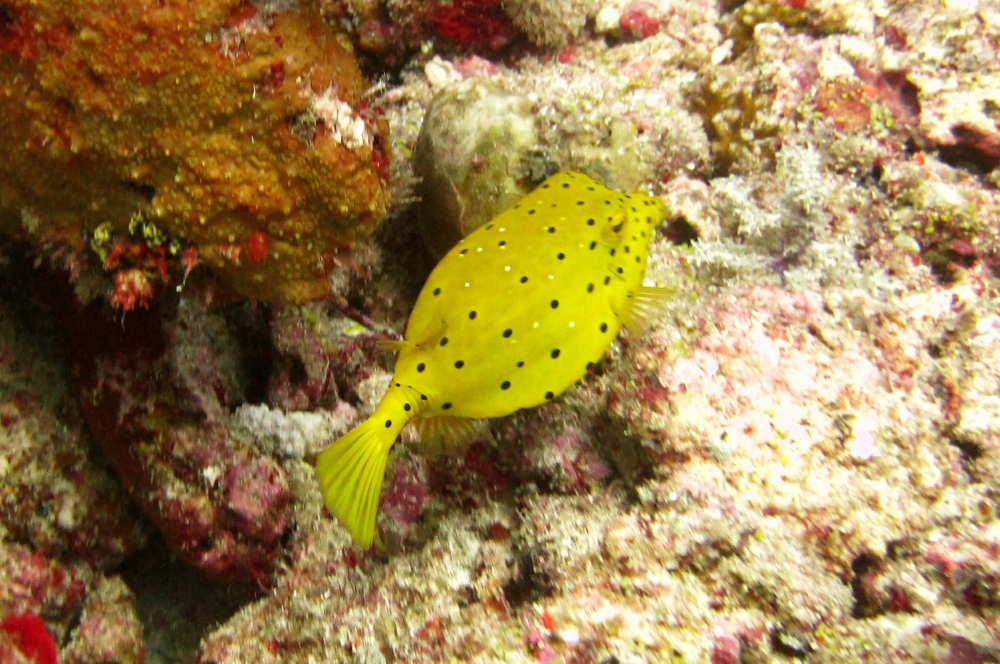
{"left": 618, "top": 286, "right": 675, "bottom": 331}
{"left": 411, "top": 416, "right": 484, "bottom": 457}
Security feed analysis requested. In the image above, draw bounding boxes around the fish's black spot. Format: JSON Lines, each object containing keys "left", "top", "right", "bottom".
{"left": 442, "top": 402, "right": 452, "bottom": 410}
{"left": 604, "top": 276, "right": 611, "bottom": 285}
{"left": 454, "top": 360, "right": 465, "bottom": 368}
{"left": 500, "top": 381, "right": 511, "bottom": 390}
{"left": 641, "top": 231, "right": 646, "bottom": 238}
{"left": 635, "top": 256, "right": 641, "bottom": 263}
{"left": 460, "top": 248, "right": 468, "bottom": 255}
{"left": 589, "top": 241, "right": 597, "bottom": 250}
{"left": 486, "top": 224, "right": 494, "bottom": 230}
{"left": 600, "top": 322, "right": 608, "bottom": 333}
{"left": 469, "top": 311, "right": 477, "bottom": 320}
{"left": 624, "top": 245, "right": 630, "bottom": 253}
{"left": 557, "top": 252, "right": 565, "bottom": 260}
{"left": 577, "top": 201, "right": 585, "bottom": 206}
{"left": 520, "top": 276, "right": 529, "bottom": 283}
{"left": 587, "top": 218, "right": 596, "bottom": 226}
{"left": 588, "top": 186, "right": 595, "bottom": 191}
{"left": 542, "top": 183, "right": 551, "bottom": 188}
{"left": 646, "top": 216, "right": 652, "bottom": 224}
{"left": 440, "top": 337, "right": 448, "bottom": 346}
{"left": 503, "top": 328, "right": 512, "bottom": 338}
{"left": 404, "top": 403, "right": 411, "bottom": 411}
{"left": 617, "top": 267, "right": 624, "bottom": 274}
{"left": 612, "top": 222, "right": 623, "bottom": 233}
{"left": 385, "top": 420, "right": 392, "bottom": 428}
{"left": 550, "top": 299, "right": 559, "bottom": 309}
{"left": 421, "top": 394, "right": 428, "bottom": 400}
{"left": 562, "top": 182, "right": 570, "bottom": 188}
{"left": 604, "top": 200, "right": 612, "bottom": 205}
{"left": 610, "top": 249, "right": 616, "bottom": 256}
{"left": 551, "top": 349, "right": 560, "bottom": 359}
{"left": 517, "top": 361, "right": 525, "bottom": 367}
{"left": 417, "top": 363, "right": 426, "bottom": 372}
{"left": 545, "top": 391, "right": 554, "bottom": 400}
{"left": 528, "top": 209, "right": 537, "bottom": 215}
{"left": 395, "top": 383, "right": 400, "bottom": 387}
{"left": 499, "top": 240, "right": 506, "bottom": 247}
{"left": 547, "top": 226, "right": 556, "bottom": 233}
{"left": 587, "top": 283, "right": 594, "bottom": 293}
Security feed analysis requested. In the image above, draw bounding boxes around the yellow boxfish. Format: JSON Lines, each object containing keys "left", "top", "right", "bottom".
{"left": 316, "top": 171, "right": 671, "bottom": 547}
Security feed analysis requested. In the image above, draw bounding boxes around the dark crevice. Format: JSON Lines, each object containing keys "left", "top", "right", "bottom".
{"left": 502, "top": 553, "right": 553, "bottom": 608}
{"left": 850, "top": 552, "right": 884, "bottom": 618}
{"left": 662, "top": 217, "right": 699, "bottom": 246}
{"left": 123, "top": 181, "right": 157, "bottom": 202}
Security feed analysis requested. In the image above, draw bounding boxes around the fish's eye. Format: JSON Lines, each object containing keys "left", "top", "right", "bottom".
{"left": 600, "top": 212, "right": 627, "bottom": 246}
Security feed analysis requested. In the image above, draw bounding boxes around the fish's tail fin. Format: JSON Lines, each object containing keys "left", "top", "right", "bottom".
{"left": 315, "top": 394, "right": 412, "bottom": 548}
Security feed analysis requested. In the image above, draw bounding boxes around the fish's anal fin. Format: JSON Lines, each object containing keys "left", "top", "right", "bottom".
{"left": 411, "top": 416, "right": 484, "bottom": 457}
{"left": 619, "top": 285, "right": 675, "bottom": 331}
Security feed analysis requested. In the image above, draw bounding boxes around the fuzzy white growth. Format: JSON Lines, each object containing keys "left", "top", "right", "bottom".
{"left": 692, "top": 145, "right": 895, "bottom": 295}
{"left": 311, "top": 88, "right": 372, "bottom": 151}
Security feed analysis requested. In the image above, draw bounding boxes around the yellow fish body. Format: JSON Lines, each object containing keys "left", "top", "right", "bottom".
{"left": 316, "top": 172, "right": 671, "bottom": 547}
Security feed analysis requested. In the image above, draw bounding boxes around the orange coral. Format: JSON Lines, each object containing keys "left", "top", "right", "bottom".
{"left": 0, "top": 0, "right": 389, "bottom": 303}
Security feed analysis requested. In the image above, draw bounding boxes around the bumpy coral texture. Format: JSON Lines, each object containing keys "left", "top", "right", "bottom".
{"left": 8, "top": 0, "right": 1000, "bottom": 661}
{"left": 0, "top": 0, "right": 389, "bottom": 304}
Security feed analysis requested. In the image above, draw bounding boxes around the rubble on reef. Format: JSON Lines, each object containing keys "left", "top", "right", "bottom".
{"left": 3, "top": 0, "right": 1000, "bottom": 662}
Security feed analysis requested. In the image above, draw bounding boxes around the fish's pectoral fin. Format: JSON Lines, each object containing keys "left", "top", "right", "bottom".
{"left": 411, "top": 416, "right": 484, "bottom": 457}
{"left": 619, "top": 285, "right": 675, "bottom": 331}
{"left": 377, "top": 338, "right": 411, "bottom": 353}
{"left": 407, "top": 316, "right": 449, "bottom": 352}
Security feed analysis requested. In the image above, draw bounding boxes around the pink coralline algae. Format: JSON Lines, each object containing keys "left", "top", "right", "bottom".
{"left": 619, "top": 4, "right": 660, "bottom": 41}
{"left": 29, "top": 268, "right": 292, "bottom": 588}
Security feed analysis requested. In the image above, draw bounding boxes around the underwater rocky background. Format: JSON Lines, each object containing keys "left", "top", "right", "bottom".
{"left": 2, "top": 0, "right": 1000, "bottom": 662}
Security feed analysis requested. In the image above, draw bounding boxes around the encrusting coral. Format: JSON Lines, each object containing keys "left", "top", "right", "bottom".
{"left": 0, "top": 0, "right": 389, "bottom": 305}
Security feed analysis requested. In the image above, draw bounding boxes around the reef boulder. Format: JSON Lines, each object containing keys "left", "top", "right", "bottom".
{"left": 0, "top": 0, "right": 390, "bottom": 304}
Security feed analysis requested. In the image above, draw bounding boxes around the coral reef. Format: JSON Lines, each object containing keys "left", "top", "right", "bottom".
{"left": 0, "top": 274, "right": 147, "bottom": 568}
{"left": 4, "top": 0, "right": 1000, "bottom": 661}
{"left": 0, "top": 0, "right": 389, "bottom": 304}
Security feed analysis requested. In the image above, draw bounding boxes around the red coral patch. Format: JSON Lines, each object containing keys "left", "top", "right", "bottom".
{"left": 0, "top": 613, "right": 58, "bottom": 664}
